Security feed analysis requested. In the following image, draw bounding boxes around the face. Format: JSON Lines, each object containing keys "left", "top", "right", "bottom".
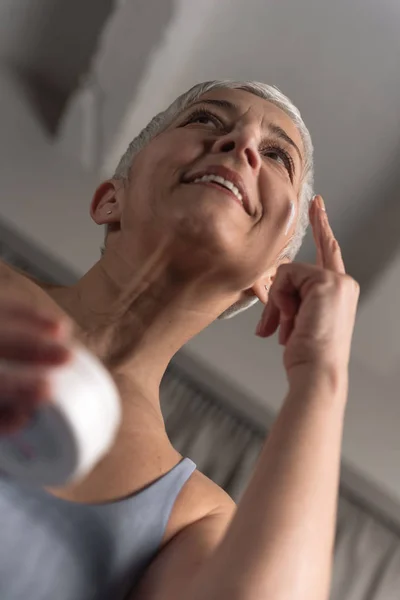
{"left": 101, "top": 88, "right": 305, "bottom": 293}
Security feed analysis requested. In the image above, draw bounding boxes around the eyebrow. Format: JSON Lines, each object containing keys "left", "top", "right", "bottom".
{"left": 268, "top": 123, "right": 303, "bottom": 165}
{"left": 184, "top": 98, "right": 303, "bottom": 165}
{"left": 186, "top": 98, "right": 240, "bottom": 112}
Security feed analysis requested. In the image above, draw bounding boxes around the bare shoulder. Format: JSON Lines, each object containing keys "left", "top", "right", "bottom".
{"left": 162, "top": 464, "right": 236, "bottom": 547}
{"left": 0, "top": 258, "right": 35, "bottom": 300}
{"left": 132, "top": 469, "right": 236, "bottom": 600}
{"left": 177, "top": 467, "right": 236, "bottom": 513}
{"left": 0, "top": 257, "right": 19, "bottom": 282}
{"left": 0, "top": 258, "right": 65, "bottom": 315}
{"left": 176, "top": 466, "right": 236, "bottom": 527}
{"left": 0, "top": 257, "right": 38, "bottom": 295}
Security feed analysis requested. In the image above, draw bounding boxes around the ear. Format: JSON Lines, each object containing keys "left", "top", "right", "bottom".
{"left": 251, "top": 256, "right": 292, "bottom": 305}
{"left": 90, "top": 179, "right": 124, "bottom": 226}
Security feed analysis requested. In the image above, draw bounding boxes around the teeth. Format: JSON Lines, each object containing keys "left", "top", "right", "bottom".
{"left": 192, "top": 174, "right": 243, "bottom": 204}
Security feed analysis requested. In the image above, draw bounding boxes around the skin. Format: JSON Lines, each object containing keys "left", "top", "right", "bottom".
{"left": 0, "top": 87, "right": 360, "bottom": 600}
{"left": 48, "top": 88, "right": 306, "bottom": 423}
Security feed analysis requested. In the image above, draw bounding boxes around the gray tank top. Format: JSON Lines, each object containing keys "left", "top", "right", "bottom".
{"left": 0, "top": 457, "right": 196, "bottom": 600}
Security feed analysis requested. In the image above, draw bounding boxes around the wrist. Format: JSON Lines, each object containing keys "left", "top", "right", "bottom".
{"left": 287, "top": 363, "right": 349, "bottom": 405}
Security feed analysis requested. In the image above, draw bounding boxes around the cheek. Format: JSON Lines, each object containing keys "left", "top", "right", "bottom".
{"left": 262, "top": 185, "right": 297, "bottom": 229}
{"left": 128, "top": 151, "right": 169, "bottom": 216}
{"left": 132, "top": 134, "right": 201, "bottom": 194}
{"left": 285, "top": 201, "right": 296, "bottom": 235}
{"left": 260, "top": 174, "right": 295, "bottom": 229}
{"left": 256, "top": 173, "right": 298, "bottom": 253}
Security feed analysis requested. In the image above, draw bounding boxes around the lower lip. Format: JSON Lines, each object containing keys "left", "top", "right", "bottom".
{"left": 188, "top": 181, "right": 246, "bottom": 212}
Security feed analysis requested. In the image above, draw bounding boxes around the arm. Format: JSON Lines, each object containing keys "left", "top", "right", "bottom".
{"left": 187, "top": 371, "right": 346, "bottom": 600}
{"left": 133, "top": 371, "right": 346, "bottom": 600}
{"left": 132, "top": 197, "right": 358, "bottom": 600}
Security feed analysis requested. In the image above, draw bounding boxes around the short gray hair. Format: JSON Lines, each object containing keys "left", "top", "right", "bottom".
{"left": 103, "top": 80, "right": 314, "bottom": 319}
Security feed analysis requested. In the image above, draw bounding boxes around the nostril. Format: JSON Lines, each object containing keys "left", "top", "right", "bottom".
{"left": 245, "top": 147, "right": 258, "bottom": 169}
{"left": 220, "top": 140, "right": 235, "bottom": 153}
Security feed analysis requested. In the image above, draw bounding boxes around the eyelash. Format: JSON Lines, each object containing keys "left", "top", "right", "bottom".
{"left": 183, "top": 108, "right": 225, "bottom": 128}
{"left": 259, "top": 144, "right": 295, "bottom": 180}
{"left": 182, "top": 109, "right": 295, "bottom": 180}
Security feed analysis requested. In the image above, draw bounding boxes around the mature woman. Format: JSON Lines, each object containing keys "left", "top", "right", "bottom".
{"left": 0, "top": 80, "right": 359, "bottom": 600}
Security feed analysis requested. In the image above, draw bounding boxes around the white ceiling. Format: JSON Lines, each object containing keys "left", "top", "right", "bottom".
{"left": 0, "top": 0, "right": 114, "bottom": 128}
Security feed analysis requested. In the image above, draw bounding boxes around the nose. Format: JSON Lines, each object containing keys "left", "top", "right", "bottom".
{"left": 211, "top": 125, "right": 262, "bottom": 171}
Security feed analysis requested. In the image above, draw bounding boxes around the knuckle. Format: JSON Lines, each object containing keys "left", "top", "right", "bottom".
{"left": 276, "top": 263, "right": 289, "bottom": 276}
{"left": 328, "top": 274, "right": 359, "bottom": 300}
{"left": 342, "top": 274, "right": 360, "bottom": 295}
{"left": 317, "top": 271, "right": 336, "bottom": 288}
{"left": 318, "top": 272, "right": 346, "bottom": 294}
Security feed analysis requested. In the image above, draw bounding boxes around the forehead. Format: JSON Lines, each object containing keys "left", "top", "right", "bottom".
{"left": 189, "top": 87, "right": 304, "bottom": 156}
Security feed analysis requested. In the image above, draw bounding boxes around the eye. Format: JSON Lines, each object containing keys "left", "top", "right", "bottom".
{"left": 182, "top": 109, "right": 224, "bottom": 129}
{"left": 260, "top": 144, "right": 295, "bottom": 181}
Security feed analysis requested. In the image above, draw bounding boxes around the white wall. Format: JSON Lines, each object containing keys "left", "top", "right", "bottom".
{"left": 0, "top": 68, "right": 101, "bottom": 275}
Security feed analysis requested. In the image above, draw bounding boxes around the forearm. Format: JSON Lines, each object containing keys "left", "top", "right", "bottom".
{"left": 187, "top": 370, "right": 348, "bottom": 600}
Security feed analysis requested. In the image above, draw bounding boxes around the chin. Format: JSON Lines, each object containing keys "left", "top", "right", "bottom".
{"left": 177, "top": 204, "right": 243, "bottom": 249}
{"left": 175, "top": 185, "right": 246, "bottom": 241}
{"left": 168, "top": 218, "right": 252, "bottom": 289}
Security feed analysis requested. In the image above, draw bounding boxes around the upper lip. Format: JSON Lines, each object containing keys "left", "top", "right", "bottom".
{"left": 183, "top": 165, "right": 252, "bottom": 215}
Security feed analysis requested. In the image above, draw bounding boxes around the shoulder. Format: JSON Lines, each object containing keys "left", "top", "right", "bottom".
{"left": 0, "top": 257, "right": 39, "bottom": 295}
{"left": 0, "top": 258, "right": 36, "bottom": 301}
{"left": 162, "top": 463, "right": 236, "bottom": 548}
{"left": 178, "top": 467, "right": 236, "bottom": 513}
{"left": 0, "top": 258, "right": 66, "bottom": 315}
{"left": 0, "top": 257, "right": 19, "bottom": 282}
{"left": 132, "top": 469, "right": 236, "bottom": 600}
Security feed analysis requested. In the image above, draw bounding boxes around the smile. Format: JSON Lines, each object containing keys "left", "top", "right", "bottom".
{"left": 183, "top": 166, "right": 251, "bottom": 215}
{"left": 191, "top": 174, "right": 243, "bottom": 206}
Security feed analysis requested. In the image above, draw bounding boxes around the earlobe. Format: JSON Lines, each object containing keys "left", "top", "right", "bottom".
{"left": 251, "top": 256, "right": 292, "bottom": 304}
{"left": 90, "top": 180, "right": 121, "bottom": 225}
{"left": 252, "top": 278, "right": 272, "bottom": 305}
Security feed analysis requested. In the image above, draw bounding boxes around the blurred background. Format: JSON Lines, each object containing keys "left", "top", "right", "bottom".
{"left": 1, "top": 1, "right": 400, "bottom": 597}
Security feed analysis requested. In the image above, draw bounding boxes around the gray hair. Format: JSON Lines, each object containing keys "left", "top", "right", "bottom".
{"left": 103, "top": 80, "right": 314, "bottom": 319}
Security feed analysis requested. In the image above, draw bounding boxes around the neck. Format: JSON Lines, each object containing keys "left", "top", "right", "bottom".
{"left": 48, "top": 246, "right": 235, "bottom": 415}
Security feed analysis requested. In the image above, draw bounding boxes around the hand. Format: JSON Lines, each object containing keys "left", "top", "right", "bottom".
{"left": 0, "top": 301, "right": 72, "bottom": 434}
{"left": 256, "top": 195, "right": 360, "bottom": 383}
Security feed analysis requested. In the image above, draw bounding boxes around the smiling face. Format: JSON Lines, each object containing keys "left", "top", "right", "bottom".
{"left": 100, "top": 88, "right": 305, "bottom": 295}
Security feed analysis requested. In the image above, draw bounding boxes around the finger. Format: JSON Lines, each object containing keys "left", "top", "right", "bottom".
{"left": 276, "top": 293, "right": 300, "bottom": 345}
{"left": 279, "top": 316, "right": 295, "bottom": 346}
{"left": 0, "top": 302, "right": 71, "bottom": 338}
{"left": 257, "top": 262, "right": 319, "bottom": 339}
{"left": 318, "top": 205, "right": 346, "bottom": 274}
{"left": 256, "top": 297, "right": 280, "bottom": 338}
{"left": 0, "top": 327, "right": 71, "bottom": 365}
{"left": 310, "top": 197, "right": 324, "bottom": 268}
{"left": 256, "top": 282, "right": 300, "bottom": 338}
{"left": 0, "top": 369, "right": 50, "bottom": 406}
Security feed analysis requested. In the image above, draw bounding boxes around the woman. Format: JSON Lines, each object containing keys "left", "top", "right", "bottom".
{"left": 0, "top": 80, "right": 359, "bottom": 600}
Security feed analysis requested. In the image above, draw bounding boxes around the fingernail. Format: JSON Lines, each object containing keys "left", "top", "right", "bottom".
{"left": 317, "top": 195, "right": 326, "bottom": 211}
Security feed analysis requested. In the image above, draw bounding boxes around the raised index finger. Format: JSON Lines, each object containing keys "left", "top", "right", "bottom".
{"left": 311, "top": 195, "right": 346, "bottom": 274}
